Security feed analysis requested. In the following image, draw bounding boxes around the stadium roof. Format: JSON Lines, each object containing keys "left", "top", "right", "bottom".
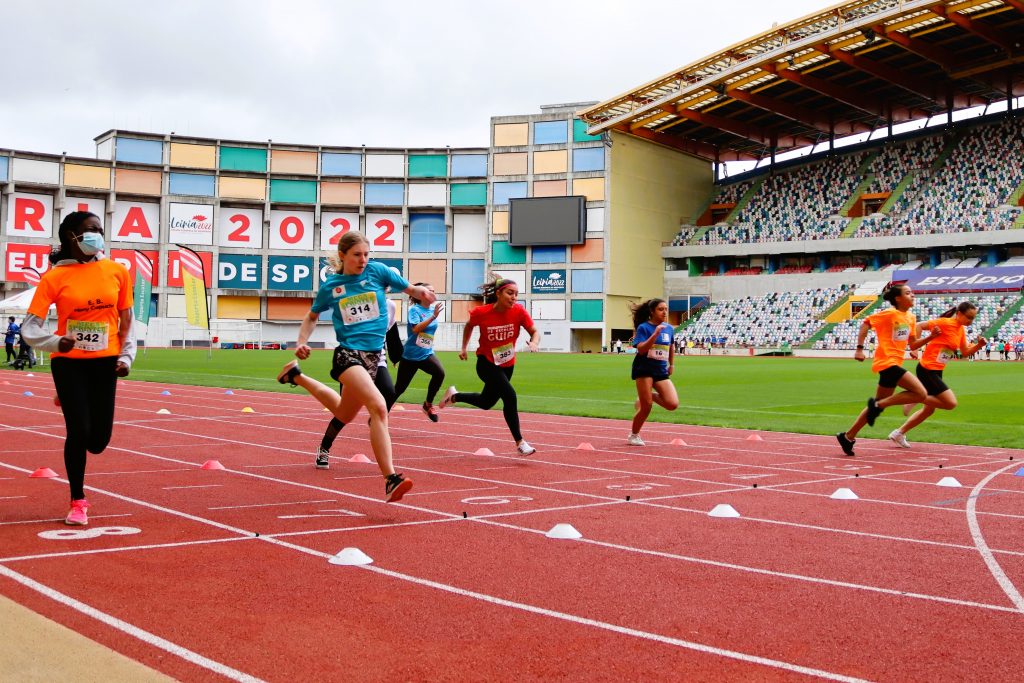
{"left": 579, "top": 0, "right": 1024, "bottom": 162}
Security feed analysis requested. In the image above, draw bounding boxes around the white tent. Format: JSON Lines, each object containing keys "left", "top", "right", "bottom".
{"left": 0, "top": 288, "right": 54, "bottom": 316}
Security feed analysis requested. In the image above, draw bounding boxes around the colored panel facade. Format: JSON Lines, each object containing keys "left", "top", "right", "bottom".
{"left": 115, "top": 168, "right": 162, "bottom": 195}
{"left": 0, "top": 157, "right": 8, "bottom": 181}
{"left": 572, "top": 177, "right": 605, "bottom": 201}
{"left": 220, "top": 176, "right": 266, "bottom": 200}
{"left": 12, "top": 158, "right": 60, "bottom": 184}
{"left": 270, "top": 179, "right": 317, "bottom": 204}
{"left": 491, "top": 240, "right": 526, "bottom": 264}
{"left": 115, "top": 137, "right": 163, "bottom": 164}
{"left": 452, "top": 259, "right": 485, "bottom": 293}
{"left": 169, "top": 143, "right": 217, "bottom": 169}
{"left": 218, "top": 253, "right": 263, "bottom": 290}
{"left": 271, "top": 149, "right": 318, "bottom": 175}
{"left": 572, "top": 147, "right": 605, "bottom": 172}
{"left": 408, "top": 183, "right": 447, "bottom": 206}
{"left": 320, "top": 181, "right": 360, "bottom": 205}
{"left": 408, "top": 154, "right": 448, "bottom": 178}
{"left": 493, "top": 123, "right": 528, "bottom": 147}
{"left": 573, "top": 119, "right": 601, "bottom": 142}
{"left": 409, "top": 213, "right": 447, "bottom": 252}
{"left": 450, "top": 183, "right": 486, "bottom": 206}
{"left": 321, "top": 153, "right": 362, "bottom": 176}
{"left": 267, "top": 297, "right": 314, "bottom": 320}
{"left": 408, "top": 259, "right": 447, "bottom": 293}
{"left": 533, "top": 121, "right": 567, "bottom": 145}
{"left": 365, "top": 183, "right": 405, "bottom": 206}
{"left": 533, "top": 180, "right": 566, "bottom": 197}
{"left": 531, "top": 246, "right": 566, "bottom": 263}
{"left": 494, "top": 153, "right": 527, "bottom": 176}
{"left": 571, "top": 238, "right": 604, "bottom": 262}
{"left": 492, "top": 211, "right": 509, "bottom": 234}
{"left": 267, "top": 256, "right": 315, "bottom": 291}
{"left": 452, "top": 213, "right": 487, "bottom": 252}
{"left": 571, "top": 268, "right": 604, "bottom": 293}
{"left": 533, "top": 150, "right": 567, "bottom": 174}
{"left": 169, "top": 173, "right": 216, "bottom": 197}
{"left": 63, "top": 164, "right": 111, "bottom": 190}
{"left": 451, "top": 154, "right": 487, "bottom": 177}
{"left": 571, "top": 299, "right": 603, "bottom": 322}
{"left": 492, "top": 182, "right": 528, "bottom": 205}
{"left": 216, "top": 295, "right": 261, "bottom": 319}
{"left": 449, "top": 299, "right": 475, "bottom": 323}
{"left": 220, "top": 146, "right": 267, "bottom": 172}
{"left": 365, "top": 154, "right": 405, "bottom": 177}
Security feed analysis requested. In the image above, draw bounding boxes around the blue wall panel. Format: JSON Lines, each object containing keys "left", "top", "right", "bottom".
{"left": 532, "top": 246, "right": 566, "bottom": 263}
{"left": 115, "top": 137, "right": 163, "bottom": 164}
{"left": 492, "top": 181, "right": 528, "bottom": 205}
{"left": 321, "top": 153, "right": 362, "bottom": 176}
{"left": 453, "top": 259, "right": 485, "bottom": 294}
{"left": 572, "top": 147, "right": 605, "bottom": 172}
{"left": 534, "top": 121, "right": 568, "bottom": 145}
{"left": 364, "top": 183, "right": 405, "bottom": 206}
{"left": 451, "top": 154, "right": 487, "bottom": 177}
{"left": 169, "top": 172, "right": 216, "bottom": 196}
{"left": 409, "top": 213, "right": 447, "bottom": 252}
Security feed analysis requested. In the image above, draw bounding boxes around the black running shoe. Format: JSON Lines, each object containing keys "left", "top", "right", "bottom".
{"left": 315, "top": 447, "right": 330, "bottom": 470}
{"left": 836, "top": 432, "right": 856, "bottom": 457}
{"left": 422, "top": 402, "right": 439, "bottom": 423}
{"left": 865, "top": 397, "right": 883, "bottom": 427}
{"left": 385, "top": 473, "right": 413, "bottom": 502}
{"left": 277, "top": 360, "right": 302, "bottom": 386}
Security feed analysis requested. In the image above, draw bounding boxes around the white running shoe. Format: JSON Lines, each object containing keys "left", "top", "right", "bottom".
{"left": 516, "top": 440, "right": 536, "bottom": 456}
{"left": 627, "top": 433, "right": 646, "bottom": 446}
{"left": 438, "top": 385, "right": 458, "bottom": 409}
{"left": 888, "top": 429, "right": 911, "bottom": 448}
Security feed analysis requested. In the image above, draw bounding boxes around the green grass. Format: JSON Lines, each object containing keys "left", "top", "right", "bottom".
{"left": 34, "top": 350, "right": 1024, "bottom": 448}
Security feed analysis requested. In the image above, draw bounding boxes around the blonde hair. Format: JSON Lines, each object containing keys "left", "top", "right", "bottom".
{"left": 327, "top": 232, "right": 370, "bottom": 273}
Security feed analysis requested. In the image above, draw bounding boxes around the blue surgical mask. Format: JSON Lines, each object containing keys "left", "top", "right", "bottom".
{"left": 77, "top": 232, "right": 105, "bottom": 256}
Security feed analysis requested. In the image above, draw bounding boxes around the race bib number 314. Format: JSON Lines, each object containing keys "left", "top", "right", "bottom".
{"left": 339, "top": 293, "right": 380, "bottom": 325}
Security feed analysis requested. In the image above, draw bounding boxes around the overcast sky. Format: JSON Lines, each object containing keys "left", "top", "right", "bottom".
{"left": 2, "top": 0, "right": 830, "bottom": 158}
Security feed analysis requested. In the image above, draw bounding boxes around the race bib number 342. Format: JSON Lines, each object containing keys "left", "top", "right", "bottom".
{"left": 68, "top": 320, "right": 109, "bottom": 352}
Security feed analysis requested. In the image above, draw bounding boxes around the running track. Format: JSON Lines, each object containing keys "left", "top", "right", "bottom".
{"left": 1, "top": 368, "right": 1022, "bottom": 681}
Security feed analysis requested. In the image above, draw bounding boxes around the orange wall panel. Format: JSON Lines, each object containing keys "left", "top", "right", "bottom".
{"left": 270, "top": 150, "right": 318, "bottom": 175}
{"left": 533, "top": 150, "right": 567, "bottom": 174}
{"left": 450, "top": 299, "right": 476, "bottom": 323}
{"left": 533, "top": 180, "right": 566, "bottom": 197}
{"left": 492, "top": 211, "right": 509, "bottom": 234}
{"left": 572, "top": 177, "right": 605, "bottom": 201}
{"left": 572, "top": 238, "right": 604, "bottom": 263}
{"left": 493, "top": 152, "right": 527, "bottom": 176}
{"left": 217, "top": 296, "right": 261, "bottom": 319}
{"left": 115, "top": 168, "right": 162, "bottom": 195}
{"left": 493, "top": 123, "right": 528, "bottom": 147}
{"left": 320, "top": 181, "right": 361, "bottom": 205}
{"left": 267, "top": 297, "right": 314, "bottom": 320}
{"left": 408, "top": 259, "right": 448, "bottom": 294}
{"left": 170, "top": 143, "right": 217, "bottom": 169}
{"left": 220, "top": 176, "right": 266, "bottom": 200}
{"left": 64, "top": 164, "right": 111, "bottom": 190}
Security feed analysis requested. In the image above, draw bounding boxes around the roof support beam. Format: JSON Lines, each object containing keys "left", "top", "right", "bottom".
{"left": 929, "top": 4, "right": 1020, "bottom": 53}
{"left": 1005, "top": 0, "right": 1024, "bottom": 12}
{"left": 871, "top": 24, "right": 957, "bottom": 72}
{"left": 671, "top": 107, "right": 816, "bottom": 149}
{"left": 725, "top": 88, "right": 869, "bottom": 136}
{"left": 769, "top": 65, "right": 929, "bottom": 123}
{"left": 813, "top": 43, "right": 944, "bottom": 108}
{"left": 615, "top": 125, "right": 757, "bottom": 162}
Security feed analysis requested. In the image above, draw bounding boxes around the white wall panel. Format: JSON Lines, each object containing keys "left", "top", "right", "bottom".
{"left": 452, "top": 213, "right": 486, "bottom": 253}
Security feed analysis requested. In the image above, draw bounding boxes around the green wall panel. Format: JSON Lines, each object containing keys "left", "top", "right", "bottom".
{"left": 573, "top": 119, "right": 601, "bottom": 143}
{"left": 450, "top": 183, "right": 487, "bottom": 206}
{"left": 491, "top": 240, "right": 527, "bottom": 264}
{"left": 408, "top": 154, "right": 448, "bottom": 178}
{"left": 220, "top": 146, "right": 268, "bottom": 172}
{"left": 571, "top": 299, "right": 603, "bottom": 322}
{"left": 270, "top": 179, "right": 317, "bottom": 204}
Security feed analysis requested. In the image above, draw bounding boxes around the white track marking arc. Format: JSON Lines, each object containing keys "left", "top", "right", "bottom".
{"left": 965, "top": 461, "right": 1024, "bottom": 612}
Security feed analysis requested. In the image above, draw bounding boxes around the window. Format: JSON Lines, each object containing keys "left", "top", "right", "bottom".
{"left": 409, "top": 213, "right": 447, "bottom": 252}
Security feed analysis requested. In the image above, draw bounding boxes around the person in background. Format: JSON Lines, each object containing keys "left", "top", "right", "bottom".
{"left": 627, "top": 298, "right": 680, "bottom": 446}
{"left": 21, "top": 211, "right": 135, "bottom": 525}
{"left": 392, "top": 283, "right": 446, "bottom": 422}
{"left": 438, "top": 276, "right": 540, "bottom": 455}
{"left": 5, "top": 316, "right": 19, "bottom": 364}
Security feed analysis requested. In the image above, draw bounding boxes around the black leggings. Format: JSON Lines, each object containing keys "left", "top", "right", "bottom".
{"left": 393, "top": 355, "right": 445, "bottom": 404}
{"left": 50, "top": 356, "right": 119, "bottom": 500}
{"left": 5, "top": 342, "right": 15, "bottom": 362}
{"left": 455, "top": 356, "right": 522, "bottom": 442}
{"left": 320, "top": 365, "right": 396, "bottom": 452}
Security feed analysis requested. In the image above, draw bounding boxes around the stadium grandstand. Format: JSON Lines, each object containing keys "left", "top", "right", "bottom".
{"left": 581, "top": 0, "right": 1024, "bottom": 354}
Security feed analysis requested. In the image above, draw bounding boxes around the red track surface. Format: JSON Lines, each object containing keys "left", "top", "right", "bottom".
{"left": 1, "top": 368, "right": 1022, "bottom": 681}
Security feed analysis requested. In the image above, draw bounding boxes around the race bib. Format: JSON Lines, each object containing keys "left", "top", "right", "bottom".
{"left": 937, "top": 348, "right": 956, "bottom": 366}
{"left": 649, "top": 343, "right": 670, "bottom": 361}
{"left": 493, "top": 342, "right": 515, "bottom": 365}
{"left": 415, "top": 333, "right": 434, "bottom": 350}
{"left": 893, "top": 324, "right": 910, "bottom": 342}
{"left": 339, "top": 292, "right": 380, "bottom": 325}
{"left": 67, "top": 319, "right": 108, "bottom": 352}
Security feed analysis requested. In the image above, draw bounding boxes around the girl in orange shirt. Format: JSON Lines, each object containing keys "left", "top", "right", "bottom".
{"left": 887, "top": 302, "right": 985, "bottom": 448}
{"left": 21, "top": 212, "right": 136, "bottom": 525}
{"left": 836, "top": 284, "right": 928, "bottom": 456}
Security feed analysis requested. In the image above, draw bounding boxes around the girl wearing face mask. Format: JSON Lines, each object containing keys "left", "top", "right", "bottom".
{"left": 627, "top": 298, "right": 680, "bottom": 446}
{"left": 21, "top": 211, "right": 136, "bottom": 526}
{"left": 438, "top": 276, "right": 540, "bottom": 455}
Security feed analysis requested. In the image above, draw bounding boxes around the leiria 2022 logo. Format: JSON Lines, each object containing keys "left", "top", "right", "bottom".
{"left": 532, "top": 270, "right": 566, "bottom": 294}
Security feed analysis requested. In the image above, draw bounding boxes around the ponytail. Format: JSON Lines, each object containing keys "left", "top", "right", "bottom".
{"left": 480, "top": 275, "right": 516, "bottom": 304}
{"left": 941, "top": 301, "right": 977, "bottom": 319}
{"left": 629, "top": 298, "right": 664, "bottom": 330}
{"left": 881, "top": 284, "right": 905, "bottom": 306}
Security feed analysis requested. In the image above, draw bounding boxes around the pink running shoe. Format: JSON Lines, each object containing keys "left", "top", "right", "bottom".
{"left": 65, "top": 499, "right": 90, "bottom": 526}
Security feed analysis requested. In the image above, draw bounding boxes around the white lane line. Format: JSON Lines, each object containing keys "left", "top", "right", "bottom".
{"left": 966, "top": 461, "right": 1024, "bottom": 612}
{"left": 0, "top": 495, "right": 27, "bottom": 500}
{"left": 0, "top": 514, "right": 133, "bottom": 527}
{"left": 544, "top": 475, "right": 632, "bottom": 485}
{"left": 90, "top": 468, "right": 196, "bottom": 476}
{"left": 0, "top": 563, "right": 266, "bottom": 683}
{"left": 208, "top": 499, "right": 339, "bottom": 511}
{"left": 163, "top": 484, "right": 223, "bottom": 491}
{"left": 405, "top": 486, "right": 499, "bottom": 497}
{"left": 1, "top": 536, "right": 249, "bottom": 563}
{"left": 475, "top": 466, "right": 519, "bottom": 471}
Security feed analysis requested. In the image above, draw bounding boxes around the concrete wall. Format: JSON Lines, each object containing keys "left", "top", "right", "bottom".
{"left": 607, "top": 131, "right": 711, "bottom": 334}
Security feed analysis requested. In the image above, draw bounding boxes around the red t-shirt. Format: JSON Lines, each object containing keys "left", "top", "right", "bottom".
{"left": 469, "top": 303, "right": 534, "bottom": 367}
